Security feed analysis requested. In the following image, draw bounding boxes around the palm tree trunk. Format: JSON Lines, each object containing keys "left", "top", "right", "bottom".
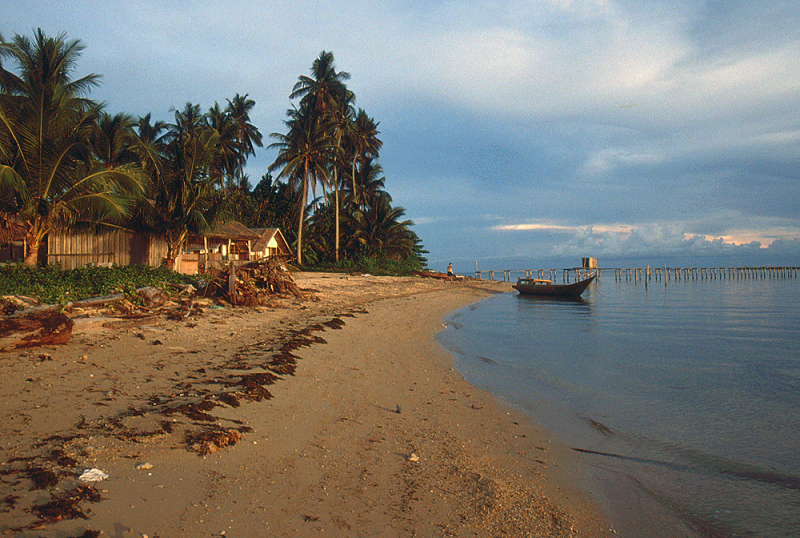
{"left": 23, "top": 235, "right": 40, "bottom": 267}
{"left": 297, "top": 161, "right": 309, "bottom": 266}
{"left": 23, "top": 224, "right": 46, "bottom": 267}
{"left": 334, "top": 181, "right": 340, "bottom": 262}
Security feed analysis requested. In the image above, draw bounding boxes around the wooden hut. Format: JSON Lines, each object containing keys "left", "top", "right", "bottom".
{"left": 180, "top": 221, "right": 261, "bottom": 274}
{"left": 0, "top": 216, "right": 28, "bottom": 263}
{"left": 251, "top": 228, "right": 293, "bottom": 260}
{"left": 46, "top": 231, "right": 169, "bottom": 269}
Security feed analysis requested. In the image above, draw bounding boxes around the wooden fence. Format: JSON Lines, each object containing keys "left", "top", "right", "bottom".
{"left": 475, "top": 266, "right": 798, "bottom": 283}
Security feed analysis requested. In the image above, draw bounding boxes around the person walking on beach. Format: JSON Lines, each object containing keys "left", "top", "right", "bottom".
{"left": 447, "top": 263, "right": 454, "bottom": 282}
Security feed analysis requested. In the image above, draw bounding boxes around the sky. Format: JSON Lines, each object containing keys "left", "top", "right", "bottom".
{"left": 5, "top": 0, "right": 800, "bottom": 270}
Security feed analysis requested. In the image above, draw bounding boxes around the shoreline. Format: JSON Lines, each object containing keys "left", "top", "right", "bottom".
{"left": 0, "top": 273, "right": 612, "bottom": 536}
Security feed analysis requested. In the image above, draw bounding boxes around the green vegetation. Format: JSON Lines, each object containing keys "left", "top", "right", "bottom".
{"left": 0, "top": 263, "right": 197, "bottom": 305}
{"left": 1, "top": 30, "right": 426, "bottom": 274}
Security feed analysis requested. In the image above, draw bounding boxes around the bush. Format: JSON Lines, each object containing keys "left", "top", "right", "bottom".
{"left": 0, "top": 263, "right": 197, "bottom": 305}
{"left": 315, "top": 255, "right": 423, "bottom": 276}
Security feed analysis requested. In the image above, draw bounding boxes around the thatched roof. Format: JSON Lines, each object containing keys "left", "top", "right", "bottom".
{"left": 0, "top": 216, "right": 26, "bottom": 243}
{"left": 205, "top": 221, "right": 260, "bottom": 241}
{"left": 252, "top": 227, "right": 292, "bottom": 255}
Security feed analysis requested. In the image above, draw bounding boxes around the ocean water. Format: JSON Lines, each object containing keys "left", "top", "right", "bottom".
{"left": 437, "top": 274, "right": 800, "bottom": 538}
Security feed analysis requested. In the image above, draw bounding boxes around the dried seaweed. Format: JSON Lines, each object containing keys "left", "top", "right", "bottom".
{"left": 164, "top": 400, "right": 218, "bottom": 422}
{"left": 186, "top": 428, "right": 244, "bottom": 456}
{"left": 28, "top": 484, "right": 101, "bottom": 525}
{"left": 324, "top": 317, "right": 346, "bottom": 330}
{"left": 27, "top": 468, "right": 58, "bottom": 490}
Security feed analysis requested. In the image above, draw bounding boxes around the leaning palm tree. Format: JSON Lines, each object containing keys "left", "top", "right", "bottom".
{"left": 268, "top": 109, "right": 335, "bottom": 265}
{"left": 0, "top": 29, "right": 145, "bottom": 266}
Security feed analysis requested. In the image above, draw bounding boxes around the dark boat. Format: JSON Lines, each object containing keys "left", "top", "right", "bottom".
{"left": 512, "top": 275, "right": 595, "bottom": 298}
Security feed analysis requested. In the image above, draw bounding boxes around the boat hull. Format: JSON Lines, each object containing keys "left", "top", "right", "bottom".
{"left": 512, "top": 275, "right": 595, "bottom": 298}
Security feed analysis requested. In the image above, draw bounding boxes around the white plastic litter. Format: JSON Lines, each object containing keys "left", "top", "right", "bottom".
{"left": 79, "top": 468, "right": 109, "bottom": 482}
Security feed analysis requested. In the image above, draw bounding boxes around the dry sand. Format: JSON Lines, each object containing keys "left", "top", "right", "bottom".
{"left": 0, "top": 273, "right": 613, "bottom": 537}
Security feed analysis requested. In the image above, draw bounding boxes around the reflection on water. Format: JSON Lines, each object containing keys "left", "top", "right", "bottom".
{"left": 437, "top": 278, "right": 800, "bottom": 538}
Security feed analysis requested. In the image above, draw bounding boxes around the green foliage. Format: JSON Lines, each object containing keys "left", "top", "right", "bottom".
{"left": 317, "top": 254, "right": 423, "bottom": 276}
{"left": 0, "top": 263, "right": 196, "bottom": 305}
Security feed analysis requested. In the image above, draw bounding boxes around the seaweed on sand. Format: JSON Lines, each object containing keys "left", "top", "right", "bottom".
{"left": 186, "top": 428, "right": 245, "bottom": 456}
{"left": 27, "top": 484, "right": 101, "bottom": 528}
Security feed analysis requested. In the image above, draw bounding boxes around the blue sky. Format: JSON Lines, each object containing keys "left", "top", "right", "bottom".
{"left": 5, "top": 0, "right": 799, "bottom": 270}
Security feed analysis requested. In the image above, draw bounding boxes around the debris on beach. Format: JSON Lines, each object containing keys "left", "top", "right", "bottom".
{"left": 0, "top": 311, "right": 74, "bottom": 350}
{"left": 28, "top": 484, "right": 101, "bottom": 527}
{"left": 187, "top": 428, "right": 245, "bottom": 455}
{"left": 78, "top": 468, "right": 109, "bottom": 482}
{"left": 412, "top": 270, "right": 468, "bottom": 281}
{"left": 201, "top": 258, "right": 304, "bottom": 305}
{"left": 0, "top": 259, "right": 306, "bottom": 352}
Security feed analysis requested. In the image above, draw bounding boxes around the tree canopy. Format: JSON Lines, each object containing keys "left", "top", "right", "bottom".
{"left": 1, "top": 31, "right": 426, "bottom": 272}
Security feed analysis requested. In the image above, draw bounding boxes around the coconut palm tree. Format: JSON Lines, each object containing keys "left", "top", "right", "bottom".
{"left": 0, "top": 29, "right": 145, "bottom": 266}
{"left": 90, "top": 111, "right": 139, "bottom": 169}
{"left": 345, "top": 190, "right": 416, "bottom": 260}
{"left": 344, "top": 109, "right": 382, "bottom": 196}
{"left": 290, "top": 51, "right": 350, "bottom": 116}
{"left": 291, "top": 51, "right": 353, "bottom": 261}
{"left": 138, "top": 103, "right": 225, "bottom": 267}
{"left": 346, "top": 157, "right": 386, "bottom": 212}
{"left": 225, "top": 93, "right": 262, "bottom": 164}
{"left": 268, "top": 108, "right": 335, "bottom": 265}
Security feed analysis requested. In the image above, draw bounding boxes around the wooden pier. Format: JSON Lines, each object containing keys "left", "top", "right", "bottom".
{"left": 475, "top": 266, "right": 799, "bottom": 283}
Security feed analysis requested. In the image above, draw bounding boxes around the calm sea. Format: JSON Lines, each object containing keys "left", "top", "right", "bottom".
{"left": 437, "top": 273, "right": 800, "bottom": 538}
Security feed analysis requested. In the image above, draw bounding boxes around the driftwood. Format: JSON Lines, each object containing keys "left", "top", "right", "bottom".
{"left": 412, "top": 270, "right": 467, "bottom": 281}
{"left": 203, "top": 258, "right": 303, "bottom": 305}
{"left": 0, "top": 311, "right": 74, "bottom": 351}
{"left": 5, "top": 293, "right": 126, "bottom": 318}
{"left": 72, "top": 293, "right": 126, "bottom": 309}
{"left": 412, "top": 270, "right": 450, "bottom": 280}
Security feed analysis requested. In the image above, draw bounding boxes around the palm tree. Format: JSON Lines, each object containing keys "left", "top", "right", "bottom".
{"left": 268, "top": 108, "right": 334, "bottom": 265}
{"left": 0, "top": 29, "right": 145, "bottom": 266}
{"left": 346, "top": 157, "right": 386, "bottom": 212}
{"left": 140, "top": 103, "right": 225, "bottom": 267}
{"left": 290, "top": 51, "right": 350, "bottom": 115}
{"left": 208, "top": 95, "right": 263, "bottom": 191}
{"left": 344, "top": 109, "right": 382, "bottom": 196}
{"left": 90, "top": 111, "right": 139, "bottom": 169}
{"left": 327, "top": 96, "right": 353, "bottom": 261}
{"left": 291, "top": 51, "right": 352, "bottom": 261}
{"left": 345, "top": 190, "right": 416, "bottom": 260}
{"left": 225, "top": 93, "right": 262, "bottom": 165}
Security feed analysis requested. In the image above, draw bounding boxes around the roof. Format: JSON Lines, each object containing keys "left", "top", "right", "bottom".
{"left": 252, "top": 227, "right": 292, "bottom": 254}
{"left": 205, "top": 221, "right": 261, "bottom": 241}
{"left": 0, "top": 215, "right": 27, "bottom": 243}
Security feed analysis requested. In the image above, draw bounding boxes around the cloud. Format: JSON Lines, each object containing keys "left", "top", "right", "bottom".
{"left": 4, "top": 0, "right": 798, "bottom": 268}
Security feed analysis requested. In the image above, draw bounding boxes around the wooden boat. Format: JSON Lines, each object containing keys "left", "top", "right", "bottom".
{"left": 512, "top": 275, "right": 595, "bottom": 298}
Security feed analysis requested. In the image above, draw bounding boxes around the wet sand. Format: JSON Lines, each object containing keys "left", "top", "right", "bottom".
{"left": 0, "top": 273, "right": 613, "bottom": 537}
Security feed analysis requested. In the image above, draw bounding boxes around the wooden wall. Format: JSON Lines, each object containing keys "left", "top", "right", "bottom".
{"left": 48, "top": 231, "right": 168, "bottom": 269}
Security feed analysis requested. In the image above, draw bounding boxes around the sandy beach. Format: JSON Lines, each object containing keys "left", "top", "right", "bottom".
{"left": 0, "top": 273, "right": 612, "bottom": 537}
